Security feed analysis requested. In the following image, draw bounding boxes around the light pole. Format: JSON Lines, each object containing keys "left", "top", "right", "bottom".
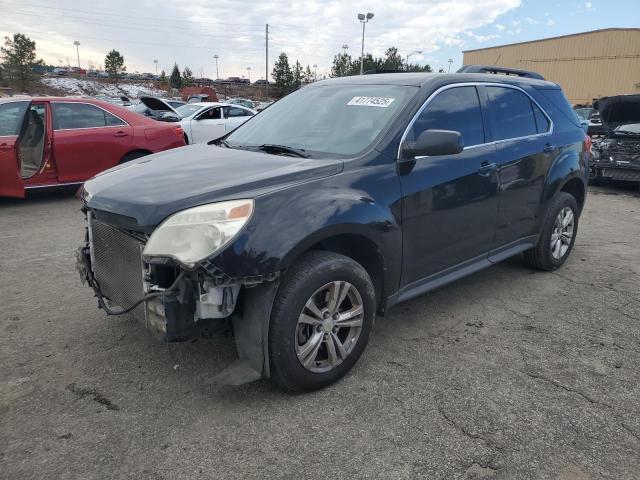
{"left": 153, "top": 59, "right": 158, "bottom": 75}
{"left": 448, "top": 58, "right": 453, "bottom": 73}
{"left": 342, "top": 44, "right": 349, "bottom": 54}
{"left": 213, "top": 54, "right": 219, "bottom": 80}
{"left": 246, "top": 66, "right": 251, "bottom": 83}
{"left": 406, "top": 50, "right": 422, "bottom": 71}
{"left": 73, "top": 41, "right": 80, "bottom": 69}
{"left": 313, "top": 64, "right": 318, "bottom": 81}
{"left": 357, "top": 12, "right": 374, "bottom": 75}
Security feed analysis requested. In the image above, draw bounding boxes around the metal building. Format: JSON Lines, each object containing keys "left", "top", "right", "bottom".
{"left": 462, "top": 28, "right": 640, "bottom": 105}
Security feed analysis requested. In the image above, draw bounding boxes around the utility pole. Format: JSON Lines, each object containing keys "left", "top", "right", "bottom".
{"left": 448, "top": 58, "right": 453, "bottom": 73}
{"left": 247, "top": 66, "right": 251, "bottom": 83}
{"left": 265, "top": 23, "right": 269, "bottom": 96}
{"left": 154, "top": 59, "right": 158, "bottom": 75}
{"left": 213, "top": 54, "right": 219, "bottom": 79}
{"left": 73, "top": 41, "right": 80, "bottom": 69}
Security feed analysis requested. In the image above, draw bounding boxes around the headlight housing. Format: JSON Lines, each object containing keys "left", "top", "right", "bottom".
{"left": 143, "top": 199, "right": 254, "bottom": 267}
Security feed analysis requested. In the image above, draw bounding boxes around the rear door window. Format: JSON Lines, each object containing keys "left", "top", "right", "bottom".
{"left": 408, "top": 86, "right": 485, "bottom": 147}
{"left": 486, "top": 87, "right": 537, "bottom": 140}
{"left": 52, "top": 103, "right": 125, "bottom": 130}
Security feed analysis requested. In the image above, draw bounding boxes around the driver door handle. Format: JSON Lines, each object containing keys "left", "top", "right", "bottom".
{"left": 113, "top": 131, "right": 128, "bottom": 137}
{"left": 0, "top": 142, "right": 10, "bottom": 151}
{"left": 543, "top": 143, "right": 556, "bottom": 154}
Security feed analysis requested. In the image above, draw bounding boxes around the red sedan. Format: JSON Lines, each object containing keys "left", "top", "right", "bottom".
{"left": 0, "top": 97, "right": 186, "bottom": 198}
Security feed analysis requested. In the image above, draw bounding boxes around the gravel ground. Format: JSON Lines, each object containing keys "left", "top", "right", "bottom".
{"left": 1, "top": 185, "right": 639, "bottom": 480}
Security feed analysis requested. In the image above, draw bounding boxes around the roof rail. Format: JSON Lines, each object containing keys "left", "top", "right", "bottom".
{"left": 457, "top": 65, "right": 545, "bottom": 80}
{"left": 363, "top": 68, "right": 405, "bottom": 75}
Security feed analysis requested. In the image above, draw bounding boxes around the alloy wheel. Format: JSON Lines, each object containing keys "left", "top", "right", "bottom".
{"left": 295, "top": 281, "right": 364, "bottom": 373}
{"left": 550, "top": 206, "right": 574, "bottom": 260}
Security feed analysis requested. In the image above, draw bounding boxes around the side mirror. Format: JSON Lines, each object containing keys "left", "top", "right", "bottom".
{"left": 402, "top": 129, "right": 464, "bottom": 159}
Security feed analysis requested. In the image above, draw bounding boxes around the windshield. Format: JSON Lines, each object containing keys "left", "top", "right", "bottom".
{"left": 176, "top": 104, "right": 204, "bottom": 118}
{"left": 225, "top": 84, "right": 416, "bottom": 157}
{"left": 574, "top": 108, "right": 591, "bottom": 120}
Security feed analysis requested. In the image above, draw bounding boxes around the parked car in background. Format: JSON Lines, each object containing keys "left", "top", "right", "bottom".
{"left": 134, "top": 97, "right": 255, "bottom": 143}
{"left": 130, "top": 96, "right": 185, "bottom": 122}
{"left": 253, "top": 79, "right": 269, "bottom": 86}
{"left": 255, "top": 101, "right": 274, "bottom": 112}
{"left": 77, "top": 69, "right": 588, "bottom": 391}
{"left": 228, "top": 98, "right": 255, "bottom": 109}
{"left": 590, "top": 94, "right": 640, "bottom": 186}
{"left": 0, "top": 97, "right": 185, "bottom": 198}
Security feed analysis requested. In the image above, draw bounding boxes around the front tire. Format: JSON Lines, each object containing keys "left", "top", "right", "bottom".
{"left": 268, "top": 251, "right": 376, "bottom": 392}
{"left": 523, "top": 192, "right": 579, "bottom": 271}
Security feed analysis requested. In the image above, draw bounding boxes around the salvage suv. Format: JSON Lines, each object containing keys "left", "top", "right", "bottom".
{"left": 77, "top": 67, "right": 589, "bottom": 392}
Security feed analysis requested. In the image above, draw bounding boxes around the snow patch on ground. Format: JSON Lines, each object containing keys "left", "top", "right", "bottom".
{"left": 41, "top": 77, "right": 166, "bottom": 98}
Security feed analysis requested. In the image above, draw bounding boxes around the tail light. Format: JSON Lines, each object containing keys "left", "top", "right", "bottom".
{"left": 583, "top": 135, "right": 592, "bottom": 154}
{"left": 173, "top": 126, "right": 184, "bottom": 137}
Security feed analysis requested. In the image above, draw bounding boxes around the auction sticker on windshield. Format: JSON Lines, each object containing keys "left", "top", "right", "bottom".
{"left": 347, "top": 97, "right": 395, "bottom": 107}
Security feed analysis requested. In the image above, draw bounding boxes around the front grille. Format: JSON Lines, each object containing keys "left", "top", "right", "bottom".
{"left": 89, "top": 218, "right": 146, "bottom": 320}
{"left": 601, "top": 168, "right": 640, "bottom": 182}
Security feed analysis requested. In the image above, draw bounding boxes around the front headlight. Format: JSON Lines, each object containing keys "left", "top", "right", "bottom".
{"left": 143, "top": 199, "right": 254, "bottom": 267}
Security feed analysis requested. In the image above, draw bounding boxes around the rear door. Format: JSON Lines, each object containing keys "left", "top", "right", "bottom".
{"left": 51, "top": 102, "right": 133, "bottom": 182}
{"left": 0, "top": 100, "right": 30, "bottom": 197}
{"left": 481, "top": 85, "right": 555, "bottom": 250}
{"left": 223, "top": 105, "right": 254, "bottom": 132}
{"left": 190, "top": 106, "right": 225, "bottom": 143}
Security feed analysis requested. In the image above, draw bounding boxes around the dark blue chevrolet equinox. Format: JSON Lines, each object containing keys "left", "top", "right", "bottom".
{"left": 78, "top": 69, "right": 589, "bottom": 391}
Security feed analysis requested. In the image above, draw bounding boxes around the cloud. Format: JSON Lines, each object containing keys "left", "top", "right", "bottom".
{"left": 585, "top": 2, "right": 594, "bottom": 9}
{"left": 545, "top": 18, "right": 555, "bottom": 26}
{"left": 495, "top": 24, "right": 506, "bottom": 31}
{"left": 2, "top": 0, "right": 522, "bottom": 78}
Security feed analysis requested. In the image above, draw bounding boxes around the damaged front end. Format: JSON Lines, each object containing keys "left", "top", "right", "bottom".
{"left": 76, "top": 201, "right": 280, "bottom": 383}
{"left": 590, "top": 95, "right": 640, "bottom": 184}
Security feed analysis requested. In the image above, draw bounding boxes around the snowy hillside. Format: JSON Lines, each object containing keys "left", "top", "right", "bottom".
{"left": 41, "top": 77, "right": 166, "bottom": 98}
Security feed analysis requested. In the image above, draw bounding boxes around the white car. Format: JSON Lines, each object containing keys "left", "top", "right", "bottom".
{"left": 135, "top": 97, "right": 256, "bottom": 144}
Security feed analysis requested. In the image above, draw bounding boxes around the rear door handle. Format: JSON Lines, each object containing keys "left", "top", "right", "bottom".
{"left": 477, "top": 161, "right": 497, "bottom": 176}
{"left": 0, "top": 142, "right": 10, "bottom": 151}
{"left": 543, "top": 143, "right": 556, "bottom": 154}
{"left": 113, "top": 131, "right": 128, "bottom": 137}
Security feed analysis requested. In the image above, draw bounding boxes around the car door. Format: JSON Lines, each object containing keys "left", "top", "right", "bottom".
{"left": 51, "top": 102, "right": 133, "bottom": 182}
{"left": 190, "top": 106, "right": 225, "bottom": 143}
{"left": 223, "top": 106, "right": 254, "bottom": 132}
{"left": 0, "top": 100, "right": 31, "bottom": 197}
{"left": 480, "top": 85, "right": 555, "bottom": 252}
{"left": 399, "top": 85, "right": 499, "bottom": 287}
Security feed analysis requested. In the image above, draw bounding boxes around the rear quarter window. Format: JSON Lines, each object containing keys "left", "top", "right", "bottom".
{"left": 536, "top": 88, "right": 581, "bottom": 127}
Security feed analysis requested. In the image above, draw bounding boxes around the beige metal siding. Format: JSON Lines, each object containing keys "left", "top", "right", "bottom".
{"left": 463, "top": 29, "right": 640, "bottom": 104}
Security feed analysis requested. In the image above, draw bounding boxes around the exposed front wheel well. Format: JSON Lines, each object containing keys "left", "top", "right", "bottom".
{"left": 303, "top": 234, "right": 386, "bottom": 312}
{"left": 560, "top": 178, "right": 586, "bottom": 213}
{"left": 119, "top": 149, "right": 152, "bottom": 164}
{"left": 184, "top": 133, "right": 189, "bottom": 145}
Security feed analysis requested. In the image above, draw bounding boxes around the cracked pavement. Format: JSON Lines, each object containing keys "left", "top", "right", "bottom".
{"left": 1, "top": 185, "right": 639, "bottom": 479}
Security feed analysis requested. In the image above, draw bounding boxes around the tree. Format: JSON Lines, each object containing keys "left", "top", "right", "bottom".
{"left": 271, "top": 52, "right": 293, "bottom": 96}
{"left": 292, "top": 60, "right": 303, "bottom": 89}
{"left": 0, "top": 33, "right": 43, "bottom": 90}
{"left": 304, "top": 65, "right": 314, "bottom": 83}
{"left": 159, "top": 69, "right": 167, "bottom": 84}
{"left": 381, "top": 47, "right": 404, "bottom": 70}
{"left": 330, "top": 52, "right": 352, "bottom": 77}
{"left": 104, "top": 49, "right": 125, "bottom": 86}
{"left": 182, "top": 66, "right": 194, "bottom": 87}
{"left": 170, "top": 63, "right": 182, "bottom": 89}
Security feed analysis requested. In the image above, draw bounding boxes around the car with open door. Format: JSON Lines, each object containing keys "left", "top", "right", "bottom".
{"left": 77, "top": 68, "right": 589, "bottom": 392}
{"left": 0, "top": 97, "right": 185, "bottom": 198}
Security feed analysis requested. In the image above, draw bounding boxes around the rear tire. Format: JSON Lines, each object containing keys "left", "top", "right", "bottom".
{"left": 523, "top": 192, "right": 579, "bottom": 271}
{"left": 269, "top": 251, "right": 375, "bottom": 392}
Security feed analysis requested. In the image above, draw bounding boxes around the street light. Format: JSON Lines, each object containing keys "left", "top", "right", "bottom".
{"left": 357, "top": 12, "right": 374, "bottom": 75}
{"left": 73, "top": 41, "right": 80, "bottom": 69}
{"left": 213, "top": 54, "right": 219, "bottom": 80}
{"left": 153, "top": 59, "right": 158, "bottom": 75}
{"left": 406, "top": 50, "right": 422, "bottom": 71}
{"left": 246, "top": 66, "right": 251, "bottom": 83}
{"left": 448, "top": 58, "right": 453, "bottom": 73}
{"left": 313, "top": 64, "right": 318, "bottom": 81}
{"left": 342, "top": 44, "right": 349, "bottom": 54}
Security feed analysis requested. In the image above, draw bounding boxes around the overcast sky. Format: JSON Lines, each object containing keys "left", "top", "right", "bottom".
{"left": 2, "top": 0, "right": 638, "bottom": 79}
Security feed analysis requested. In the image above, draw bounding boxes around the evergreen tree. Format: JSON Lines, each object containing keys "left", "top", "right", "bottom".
{"left": 170, "top": 63, "right": 182, "bottom": 89}
{"left": 304, "top": 65, "right": 314, "bottom": 83}
{"left": 292, "top": 60, "right": 303, "bottom": 89}
{"left": 182, "top": 66, "right": 194, "bottom": 87}
{"left": 330, "top": 52, "right": 352, "bottom": 77}
{"left": 104, "top": 49, "right": 125, "bottom": 86}
{"left": 159, "top": 69, "right": 167, "bottom": 84}
{"left": 1, "top": 33, "right": 44, "bottom": 89}
{"left": 272, "top": 52, "right": 293, "bottom": 96}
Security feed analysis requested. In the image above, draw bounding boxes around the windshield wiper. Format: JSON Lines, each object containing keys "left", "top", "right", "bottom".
{"left": 257, "top": 144, "right": 309, "bottom": 158}
{"left": 210, "top": 138, "right": 231, "bottom": 147}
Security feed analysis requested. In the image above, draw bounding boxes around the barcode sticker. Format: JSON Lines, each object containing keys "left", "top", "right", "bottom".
{"left": 347, "top": 96, "right": 395, "bottom": 107}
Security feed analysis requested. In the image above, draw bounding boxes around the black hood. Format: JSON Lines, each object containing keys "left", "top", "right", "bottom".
{"left": 84, "top": 144, "right": 342, "bottom": 228}
{"left": 595, "top": 95, "right": 640, "bottom": 131}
